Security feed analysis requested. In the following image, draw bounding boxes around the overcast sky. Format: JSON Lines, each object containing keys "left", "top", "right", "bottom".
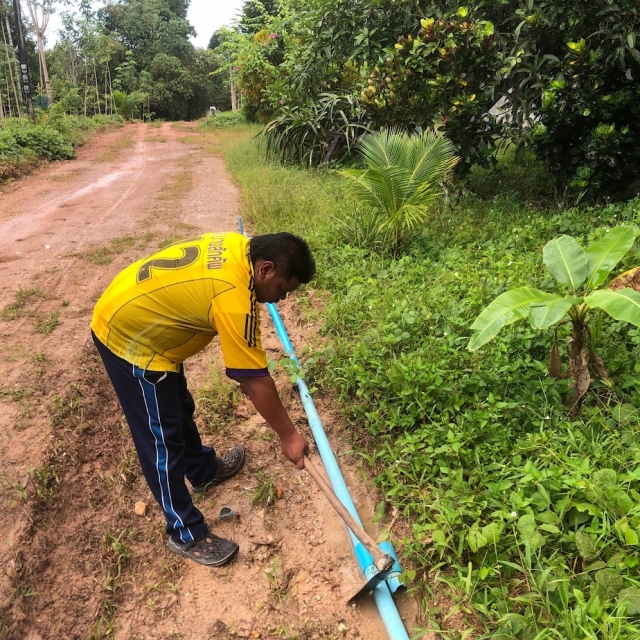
{"left": 46, "top": 0, "right": 246, "bottom": 49}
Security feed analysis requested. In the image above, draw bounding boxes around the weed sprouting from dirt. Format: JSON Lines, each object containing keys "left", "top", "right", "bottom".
{"left": 195, "top": 365, "right": 240, "bottom": 435}
{"left": 49, "top": 384, "right": 85, "bottom": 429}
{"left": 87, "top": 235, "right": 137, "bottom": 265}
{"left": 29, "top": 461, "right": 60, "bottom": 506}
{"left": 0, "top": 475, "right": 28, "bottom": 504}
{"left": 1, "top": 286, "right": 46, "bottom": 320}
{"left": 34, "top": 311, "right": 60, "bottom": 335}
{"left": 252, "top": 472, "right": 277, "bottom": 506}
{"left": 87, "top": 247, "right": 114, "bottom": 265}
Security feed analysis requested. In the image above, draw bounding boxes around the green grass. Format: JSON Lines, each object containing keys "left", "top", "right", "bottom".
{"left": 219, "top": 130, "right": 640, "bottom": 639}
{"left": 86, "top": 235, "right": 140, "bottom": 265}
{"left": 198, "top": 110, "right": 247, "bottom": 130}
{"left": 195, "top": 365, "right": 240, "bottom": 434}
{"left": 1, "top": 286, "right": 47, "bottom": 320}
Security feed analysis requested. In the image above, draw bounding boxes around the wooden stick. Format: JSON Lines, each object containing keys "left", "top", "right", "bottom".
{"left": 304, "top": 456, "right": 390, "bottom": 570}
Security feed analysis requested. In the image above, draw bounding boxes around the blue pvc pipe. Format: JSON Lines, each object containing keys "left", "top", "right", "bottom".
{"left": 265, "top": 303, "right": 409, "bottom": 640}
{"left": 239, "top": 218, "right": 409, "bottom": 639}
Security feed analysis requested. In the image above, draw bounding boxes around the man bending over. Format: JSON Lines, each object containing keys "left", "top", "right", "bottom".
{"left": 91, "top": 232, "right": 315, "bottom": 566}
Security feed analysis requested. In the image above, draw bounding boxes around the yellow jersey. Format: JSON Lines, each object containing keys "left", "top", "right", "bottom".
{"left": 91, "top": 232, "right": 268, "bottom": 376}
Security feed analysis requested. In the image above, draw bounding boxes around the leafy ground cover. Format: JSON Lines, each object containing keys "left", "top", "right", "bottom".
{"left": 0, "top": 113, "right": 124, "bottom": 181}
{"left": 220, "top": 128, "right": 640, "bottom": 639}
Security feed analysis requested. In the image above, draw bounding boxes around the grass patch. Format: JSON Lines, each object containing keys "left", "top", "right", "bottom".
{"left": 86, "top": 235, "right": 140, "bottom": 265}
{"left": 87, "top": 247, "right": 113, "bottom": 265}
{"left": 99, "top": 131, "right": 136, "bottom": 162}
{"left": 219, "top": 130, "right": 640, "bottom": 639}
{"left": 145, "top": 135, "right": 167, "bottom": 143}
{"left": 195, "top": 366, "right": 240, "bottom": 435}
{"left": 1, "top": 286, "right": 47, "bottom": 320}
{"left": 34, "top": 311, "right": 60, "bottom": 335}
{"left": 158, "top": 170, "right": 191, "bottom": 201}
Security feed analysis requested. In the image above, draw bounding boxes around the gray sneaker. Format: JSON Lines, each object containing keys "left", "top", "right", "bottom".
{"left": 192, "top": 445, "right": 245, "bottom": 494}
{"left": 167, "top": 531, "right": 239, "bottom": 566}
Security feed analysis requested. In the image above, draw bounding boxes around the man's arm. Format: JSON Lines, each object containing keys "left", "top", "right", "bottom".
{"left": 232, "top": 374, "right": 308, "bottom": 469}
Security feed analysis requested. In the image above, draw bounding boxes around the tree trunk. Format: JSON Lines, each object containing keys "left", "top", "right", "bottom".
{"left": 0, "top": 89, "right": 5, "bottom": 121}
{"left": 1, "top": 4, "right": 21, "bottom": 116}
{"left": 230, "top": 81, "right": 237, "bottom": 111}
{"left": 565, "top": 323, "right": 591, "bottom": 415}
{"left": 24, "top": 0, "right": 52, "bottom": 103}
{"left": 94, "top": 66, "right": 100, "bottom": 114}
{"left": 83, "top": 65, "right": 88, "bottom": 117}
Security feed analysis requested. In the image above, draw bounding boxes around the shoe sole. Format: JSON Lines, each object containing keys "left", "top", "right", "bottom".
{"left": 167, "top": 538, "right": 239, "bottom": 567}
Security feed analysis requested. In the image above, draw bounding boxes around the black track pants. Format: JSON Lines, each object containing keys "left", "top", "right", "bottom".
{"left": 92, "top": 331, "right": 218, "bottom": 543}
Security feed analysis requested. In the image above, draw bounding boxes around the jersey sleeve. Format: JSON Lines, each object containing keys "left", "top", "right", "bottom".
{"left": 210, "top": 286, "right": 269, "bottom": 378}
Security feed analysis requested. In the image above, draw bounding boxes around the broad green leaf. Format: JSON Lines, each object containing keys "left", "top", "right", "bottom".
{"left": 468, "top": 287, "right": 555, "bottom": 351}
{"left": 585, "top": 288, "right": 640, "bottom": 327}
{"left": 517, "top": 514, "right": 545, "bottom": 551}
{"left": 575, "top": 530, "right": 598, "bottom": 560}
{"left": 614, "top": 490, "right": 635, "bottom": 515}
{"left": 529, "top": 296, "right": 580, "bottom": 329}
{"left": 595, "top": 569, "right": 624, "bottom": 599}
{"left": 467, "top": 528, "right": 488, "bottom": 552}
{"left": 618, "top": 587, "right": 640, "bottom": 615}
{"left": 539, "top": 524, "right": 560, "bottom": 534}
{"left": 432, "top": 529, "right": 446, "bottom": 544}
{"left": 624, "top": 528, "right": 639, "bottom": 545}
{"left": 585, "top": 225, "right": 638, "bottom": 289}
{"left": 593, "top": 468, "right": 617, "bottom": 489}
{"left": 482, "top": 522, "right": 502, "bottom": 545}
{"left": 543, "top": 235, "right": 588, "bottom": 289}
{"left": 575, "top": 502, "right": 602, "bottom": 517}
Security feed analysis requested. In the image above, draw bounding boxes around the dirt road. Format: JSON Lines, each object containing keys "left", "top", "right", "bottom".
{"left": 0, "top": 122, "right": 417, "bottom": 639}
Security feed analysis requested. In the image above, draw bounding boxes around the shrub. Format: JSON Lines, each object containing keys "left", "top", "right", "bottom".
{"left": 198, "top": 110, "right": 247, "bottom": 130}
{"left": 361, "top": 6, "right": 506, "bottom": 172}
{"left": 4, "top": 119, "right": 75, "bottom": 161}
{"left": 506, "top": 0, "right": 640, "bottom": 200}
{"left": 261, "top": 93, "right": 371, "bottom": 167}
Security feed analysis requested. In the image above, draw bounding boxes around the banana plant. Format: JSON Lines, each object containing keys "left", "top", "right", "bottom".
{"left": 468, "top": 225, "right": 640, "bottom": 413}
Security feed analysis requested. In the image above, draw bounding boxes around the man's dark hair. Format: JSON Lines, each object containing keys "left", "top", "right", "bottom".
{"left": 249, "top": 232, "right": 316, "bottom": 283}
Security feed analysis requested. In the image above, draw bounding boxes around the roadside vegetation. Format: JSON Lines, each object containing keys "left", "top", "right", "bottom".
{"left": 218, "top": 126, "right": 640, "bottom": 639}
{"left": 0, "top": 113, "right": 124, "bottom": 181}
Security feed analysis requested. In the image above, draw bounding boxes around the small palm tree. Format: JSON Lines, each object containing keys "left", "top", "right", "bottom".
{"left": 112, "top": 90, "right": 147, "bottom": 121}
{"left": 338, "top": 128, "right": 458, "bottom": 255}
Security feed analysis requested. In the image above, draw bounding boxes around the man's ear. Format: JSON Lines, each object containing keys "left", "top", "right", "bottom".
{"left": 256, "top": 259, "right": 276, "bottom": 280}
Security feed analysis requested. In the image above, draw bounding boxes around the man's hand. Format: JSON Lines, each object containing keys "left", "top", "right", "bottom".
{"left": 232, "top": 375, "right": 310, "bottom": 468}
{"left": 280, "top": 431, "right": 309, "bottom": 469}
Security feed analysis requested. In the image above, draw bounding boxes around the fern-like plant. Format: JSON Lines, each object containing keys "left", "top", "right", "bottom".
{"left": 338, "top": 128, "right": 458, "bottom": 255}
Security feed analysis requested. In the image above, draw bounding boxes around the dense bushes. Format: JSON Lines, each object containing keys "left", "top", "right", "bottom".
{"left": 223, "top": 0, "right": 640, "bottom": 201}
{"left": 0, "top": 114, "right": 123, "bottom": 181}
{"left": 507, "top": 0, "right": 640, "bottom": 199}
{"left": 198, "top": 110, "right": 247, "bottom": 130}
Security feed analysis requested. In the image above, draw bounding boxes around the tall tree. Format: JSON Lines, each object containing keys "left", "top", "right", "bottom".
{"left": 23, "top": 0, "right": 55, "bottom": 102}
